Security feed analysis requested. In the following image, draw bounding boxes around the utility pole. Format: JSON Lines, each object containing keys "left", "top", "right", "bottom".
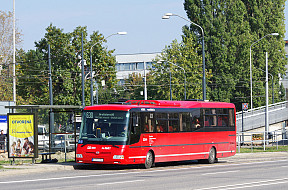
{"left": 144, "top": 61, "right": 147, "bottom": 100}
{"left": 81, "top": 32, "right": 85, "bottom": 108}
{"left": 13, "top": 0, "right": 16, "bottom": 104}
{"left": 264, "top": 52, "right": 269, "bottom": 150}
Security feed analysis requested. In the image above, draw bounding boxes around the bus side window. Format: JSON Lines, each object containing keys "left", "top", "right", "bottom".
{"left": 140, "top": 113, "right": 155, "bottom": 133}
{"left": 228, "top": 109, "right": 235, "bottom": 127}
{"left": 181, "top": 113, "right": 191, "bottom": 131}
{"left": 130, "top": 112, "right": 141, "bottom": 144}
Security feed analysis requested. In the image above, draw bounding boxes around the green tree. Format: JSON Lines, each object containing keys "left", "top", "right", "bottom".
{"left": 183, "top": 0, "right": 286, "bottom": 110}
{"left": 0, "top": 10, "right": 22, "bottom": 101}
{"left": 150, "top": 38, "right": 204, "bottom": 100}
{"left": 17, "top": 49, "right": 47, "bottom": 104}
{"left": 125, "top": 72, "right": 146, "bottom": 100}
{"left": 18, "top": 24, "right": 117, "bottom": 106}
{"left": 243, "top": 0, "right": 287, "bottom": 107}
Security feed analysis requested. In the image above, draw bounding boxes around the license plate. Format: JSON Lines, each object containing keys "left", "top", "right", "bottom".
{"left": 92, "top": 158, "right": 103, "bottom": 162}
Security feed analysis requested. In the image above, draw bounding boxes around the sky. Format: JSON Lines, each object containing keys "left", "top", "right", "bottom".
{"left": 1, "top": 0, "right": 288, "bottom": 55}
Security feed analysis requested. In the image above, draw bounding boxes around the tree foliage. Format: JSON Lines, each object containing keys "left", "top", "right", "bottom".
{"left": 0, "top": 11, "right": 22, "bottom": 101}
{"left": 149, "top": 38, "right": 206, "bottom": 100}
{"left": 17, "top": 24, "right": 117, "bottom": 106}
{"left": 183, "top": 0, "right": 287, "bottom": 110}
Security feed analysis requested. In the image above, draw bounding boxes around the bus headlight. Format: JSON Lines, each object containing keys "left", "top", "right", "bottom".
{"left": 113, "top": 155, "right": 124, "bottom": 159}
{"left": 76, "top": 154, "right": 83, "bottom": 158}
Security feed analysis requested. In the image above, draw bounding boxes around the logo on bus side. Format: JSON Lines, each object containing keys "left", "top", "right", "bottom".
{"left": 143, "top": 138, "right": 147, "bottom": 142}
{"left": 87, "top": 146, "right": 96, "bottom": 150}
{"left": 102, "top": 147, "right": 111, "bottom": 150}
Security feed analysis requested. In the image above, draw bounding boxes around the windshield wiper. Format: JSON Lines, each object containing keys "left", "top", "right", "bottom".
{"left": 112, "top": 144, "right": 119, "bottom": 148}
{"left": 81, "top": 141, "right": 88, "bottom": 147}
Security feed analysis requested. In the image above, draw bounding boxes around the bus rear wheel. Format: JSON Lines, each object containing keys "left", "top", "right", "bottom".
{"left": 144, "top": 151, "right": 154, "bottom": 169}
{"left": 207, "top": 147, "right": 216, "bottom": 164}
{"left": 199, "top": 147, "right": 216, "bottom": 164}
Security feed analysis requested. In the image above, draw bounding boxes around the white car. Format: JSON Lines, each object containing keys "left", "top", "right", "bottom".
{"left": 38, "top": 125, "right": 49, "bottom": 151}
{"left": 52, "top": 134, "right": 75, "bottom": 152}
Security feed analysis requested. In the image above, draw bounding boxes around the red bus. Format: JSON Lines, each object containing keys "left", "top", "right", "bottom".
{"left": 76, "top": 100, "right": 236, "bottom": 168}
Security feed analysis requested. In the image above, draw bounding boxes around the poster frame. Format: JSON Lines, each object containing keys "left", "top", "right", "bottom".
{"left": 7, "top": 113, "right": 38, "bottom": 159}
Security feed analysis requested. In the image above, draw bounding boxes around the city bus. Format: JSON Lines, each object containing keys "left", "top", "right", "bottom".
{"left": 76, "top": 100, "right": 236, "bottom": 168}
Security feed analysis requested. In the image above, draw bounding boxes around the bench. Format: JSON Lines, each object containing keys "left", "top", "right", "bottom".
{"left": 38, "top": 152, "right": 57, "bottom": 163}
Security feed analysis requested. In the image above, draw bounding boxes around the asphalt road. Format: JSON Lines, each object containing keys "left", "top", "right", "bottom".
{"left": 1, "top": 153, "right": 288, "bottom": 190}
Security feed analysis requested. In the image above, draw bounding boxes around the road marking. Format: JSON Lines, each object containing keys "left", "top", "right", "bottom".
{"left": 0, "top": 172, "right": 141, "bottom": 184}
{"left": 195, "top": 178, "right": 288, "bottom": 190}
{"left": 97, "top": 179, "right": 145, "bottom": 186}
{"left": 0, "top": 159, "right": 287, "bottom": 184}
{"left": 201, "top": 170, "right": 240, "bottom": 176}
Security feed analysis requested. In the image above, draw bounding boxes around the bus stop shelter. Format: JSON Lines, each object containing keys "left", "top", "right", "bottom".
{"left": 5, "top": 105, "right": 82, "bottom": 162}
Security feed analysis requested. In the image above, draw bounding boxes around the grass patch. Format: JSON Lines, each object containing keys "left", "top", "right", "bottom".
{"left": 239, "top": 145, "right": 288, "bottom": 153}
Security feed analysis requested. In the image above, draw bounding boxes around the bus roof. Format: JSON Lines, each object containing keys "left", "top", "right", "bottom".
{"left": 84, "top": 100, "right": 235, "bottom": 111}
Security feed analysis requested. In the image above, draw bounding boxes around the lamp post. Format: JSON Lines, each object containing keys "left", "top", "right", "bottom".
{"left": 265, "top": 52, "right": 268, "bottom": 150}
{"left": 81, "top": 32, "right": 85, "bottom": 108}
{"left": 169, "top": 62, "right": 186, "bottom": 100}
{"left": 90, "top": 31, "right": 127, "bottom": 105}
{"left": 144, "top": 61, "right": 147, "bottom": 100}
{"left": 157, "top": 60, "right": 186, "bottom": 100}
{"left": 13, "top": 0, "right": 16, "bottom": 104}
{"left": 249, "top": 33, "right": 278, "bottom": 109}
{"left": 162, "top": 13, "right": 206, "bottom": 101}
{"left": 167, "top": 62, "right": 186, "bottom": 100}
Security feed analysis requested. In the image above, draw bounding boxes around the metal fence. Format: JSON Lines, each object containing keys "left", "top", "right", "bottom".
{"left": 237, "top": 131, "right": 288, "bottom": 153}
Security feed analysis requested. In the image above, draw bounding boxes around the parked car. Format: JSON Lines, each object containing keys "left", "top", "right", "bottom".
{"left": 52, "top": 134, "right": 75, "bottom": 152}
{"left": 38, "top": 125, "right": 49, "bottom": 151}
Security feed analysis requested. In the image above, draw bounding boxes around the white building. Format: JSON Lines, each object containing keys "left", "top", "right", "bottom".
{"left": 115, "top": 53, "right": 160, "bottom": 85}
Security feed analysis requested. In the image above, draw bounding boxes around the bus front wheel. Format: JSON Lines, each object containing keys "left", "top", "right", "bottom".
{"left": 144, "top": 151, "right": 154, "bottom": 169}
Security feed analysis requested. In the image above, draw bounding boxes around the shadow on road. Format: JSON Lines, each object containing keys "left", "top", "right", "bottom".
{"left": 73, "top": 159, "right": 226, "bottom": 170}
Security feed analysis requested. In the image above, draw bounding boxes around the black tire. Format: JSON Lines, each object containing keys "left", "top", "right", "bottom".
{"left": 207, "top": 147, "right": 216, "bottom": 164}
{"left": 144, "top": 151, "right": 154, "bottom": 169}
{"left": 198, "top": 147, "right": 216, "bottom": 164}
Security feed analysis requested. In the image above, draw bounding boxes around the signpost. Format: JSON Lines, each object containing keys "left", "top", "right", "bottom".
{"left": 241, "top": 103, "right": 249, "bottom": 144}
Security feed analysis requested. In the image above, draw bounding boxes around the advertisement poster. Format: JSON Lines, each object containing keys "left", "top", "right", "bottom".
{"left": 8, "top": 114, "right": 36, "bottom": 158}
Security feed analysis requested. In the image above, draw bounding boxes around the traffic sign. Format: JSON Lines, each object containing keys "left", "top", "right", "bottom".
{"left": 242, "top": 103, "right": 249, "bottom": 111}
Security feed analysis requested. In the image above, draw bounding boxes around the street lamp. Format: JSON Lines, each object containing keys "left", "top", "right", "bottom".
{"left": 90, "top": 31, "right": 127, "bottom": 105}
{"left": 13, "top": 0, "right": 16, "bottom": 104}
{"left": 157, "top": 60, "right": 187, "bottom": 100}
{"left": 170, "top": 62, "right": 186, "bottom": 100}
{"left": 249, "top": 32, "right": 279, "bottom": 109}
{"left": 162, "top": 13, "right": 206, "bottom": 101}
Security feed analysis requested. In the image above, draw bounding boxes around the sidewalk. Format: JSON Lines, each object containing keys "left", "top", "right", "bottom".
{"left": 0, "top": 162, "right": 76, "bottom": 176}
{"left": 0, "top": 151, "right": 287, "bottom": 176}
{"left": 222, "top": 151, "right": 288, "bottom": 163}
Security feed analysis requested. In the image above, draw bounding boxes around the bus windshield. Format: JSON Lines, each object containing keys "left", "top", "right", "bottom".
{"left": 79, "top": 110, "right": 129, "bottom": 145}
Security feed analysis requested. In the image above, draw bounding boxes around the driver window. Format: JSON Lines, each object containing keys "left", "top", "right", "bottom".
{"left": 130, "top": 112, "right": 141, "bottom": 144}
